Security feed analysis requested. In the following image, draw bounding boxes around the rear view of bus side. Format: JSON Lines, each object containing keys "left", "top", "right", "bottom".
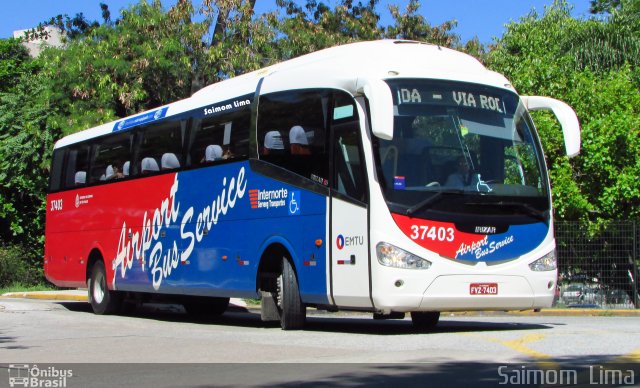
{"left": 44, "top": 40, "right": 580, "bottom": 330}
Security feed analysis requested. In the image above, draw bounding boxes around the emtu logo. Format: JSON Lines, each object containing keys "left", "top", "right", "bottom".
{"left": 336, "top": 234, "right": 345, "bottom": 250}
{"left": 249, "top": 189, "right": 259, "bottom": 209}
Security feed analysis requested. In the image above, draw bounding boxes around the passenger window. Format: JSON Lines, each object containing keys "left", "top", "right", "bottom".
{"left": 49, "top": 149, "right": 65, "bottom": 192}
{"left": 89, "top": 132, "right": 132, "bottom": 183}
{"left": 189, "top": 108, "right": 250, "bottom": 166}
{"left": 63, "top": 145, "right": 90, "bottom": 188}
{"left": 136, "top": 120, "right": 185, "bottom": 176}
{"left": 258, "top": 90, "right": 329, "bottom": 184}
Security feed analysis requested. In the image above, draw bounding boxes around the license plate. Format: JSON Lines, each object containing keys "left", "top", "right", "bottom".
{"left": 470, "top": 283, "right": 498, "bottom": 295}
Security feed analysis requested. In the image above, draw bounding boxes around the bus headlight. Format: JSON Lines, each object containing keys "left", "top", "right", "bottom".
{"left": 529, "top": 250, "right": 557, "bottom": 271}
{"left": 376, "top": 242, "right": 431, "bottom": 269}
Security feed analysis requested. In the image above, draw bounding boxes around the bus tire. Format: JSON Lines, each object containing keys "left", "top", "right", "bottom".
{"left": 410, "top": 311, "right": 440, "bottom": 330}
{"left": 88, "top": 261, "right": 122, "bottom": 315}
{"left": 183, "top": 296, "right": 229, "bottom": 317}
{"left": 279, "top": 258, "right": 306, "bottom": 330}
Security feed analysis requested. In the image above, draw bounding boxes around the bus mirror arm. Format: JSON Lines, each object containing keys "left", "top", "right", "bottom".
{"left": 358, "top": 79, "right": 394, "bottom": 140}
{"left": 522, "top": 96, "right": 581, "bottom": 158}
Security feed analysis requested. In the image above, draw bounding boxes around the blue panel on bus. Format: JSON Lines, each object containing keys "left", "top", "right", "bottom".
{"left": 110, "top": 161, "right": 329, "bottom": 304}
{"left": 112, "top": 107, "right": 169, "bottom": 132}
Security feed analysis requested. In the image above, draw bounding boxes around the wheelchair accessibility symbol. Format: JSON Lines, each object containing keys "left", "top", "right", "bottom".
{"left": 288, "top": 191, "right": 301, "bottom": 215}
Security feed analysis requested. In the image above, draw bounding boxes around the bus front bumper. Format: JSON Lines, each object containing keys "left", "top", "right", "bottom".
{"left": 372, "top": 274, "right": 555, "bottom": 313}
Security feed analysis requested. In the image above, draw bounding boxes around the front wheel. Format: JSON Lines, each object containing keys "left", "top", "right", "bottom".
{"left": 411, "top": 311, "right": 440, "bottom": 331}
{"left": 88, "top": 261, "right": 122, "bottom": 315}
{"left": 278, "top": 258, "right": 306, "bottom": 330}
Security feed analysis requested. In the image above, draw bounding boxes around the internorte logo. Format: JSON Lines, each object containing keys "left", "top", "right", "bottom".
{"left": 249, "top": 188, "right": 288, "bottom": 210}
{"left": 249, "top": 188, "right": 301, "bottom": 215}
{"left": 7, "top": 364, "right": 73, "bottom": 387}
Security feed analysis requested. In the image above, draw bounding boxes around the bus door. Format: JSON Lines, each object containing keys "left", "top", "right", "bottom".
{"left": 329, "top": 116, "right": 372, "bottom": 308}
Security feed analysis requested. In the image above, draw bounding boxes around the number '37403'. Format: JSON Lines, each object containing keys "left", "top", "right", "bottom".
{"left": 410, "top": 225, "right": 454, "bottom": 242}
{"left": 50, "top": 199, "right": 63, "bottom": 211}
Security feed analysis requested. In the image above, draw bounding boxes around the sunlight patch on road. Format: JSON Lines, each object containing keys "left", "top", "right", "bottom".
{"left": 464, "top": 332, "right": 559, "bottom": 369}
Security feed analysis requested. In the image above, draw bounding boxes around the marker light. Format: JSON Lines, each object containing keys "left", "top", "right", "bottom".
{"left": 376, "top": 242, "right": 431, "bottom": 269}
{"left": 529, "top": 250, "right": 557, "bottom": 271}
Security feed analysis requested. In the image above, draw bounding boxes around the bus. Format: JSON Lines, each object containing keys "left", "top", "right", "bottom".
{"left": 44, "top": 40, "right": 580, "bottom": 330}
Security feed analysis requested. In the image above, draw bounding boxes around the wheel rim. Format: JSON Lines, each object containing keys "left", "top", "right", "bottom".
{"left": 92, "top": 271, "right": 105, "bottom": 304}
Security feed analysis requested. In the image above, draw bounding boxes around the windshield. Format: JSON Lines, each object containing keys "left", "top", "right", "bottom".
{"left": 377, "top": 79, "right": 549, "bottom": 220}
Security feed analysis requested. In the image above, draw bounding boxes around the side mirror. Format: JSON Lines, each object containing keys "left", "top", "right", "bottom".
{"left": 522, "top": 96, "right": 581, "bottom": 157}
{"left": 358, "top": 79, "right": 394, "bottom": 140}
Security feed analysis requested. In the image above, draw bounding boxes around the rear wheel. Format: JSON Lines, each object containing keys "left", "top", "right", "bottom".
{"left": 88, "top": 261, "right": 122, "bottom": 315}
{"left": 410, "top": 311, "right": 440, "bottom": 331}
{"left": 277, "top": 258, "right": 306, "bottom": 330}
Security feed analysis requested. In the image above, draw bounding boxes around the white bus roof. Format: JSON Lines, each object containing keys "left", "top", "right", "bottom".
{"left": 54, "top": 40, "right": 512, "bottom": 149}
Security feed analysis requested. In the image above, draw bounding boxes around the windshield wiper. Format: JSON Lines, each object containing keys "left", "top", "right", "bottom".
{"left": 406, "top": 189, "right": 464, "bottom": 216}
{"left": 465, "top": 201, "right": 548, "bottom": 221}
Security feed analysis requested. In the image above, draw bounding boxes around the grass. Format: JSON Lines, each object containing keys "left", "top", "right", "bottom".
{"left": 0, "top": 282, "right": 57, "bottom": 295}
{"left": 244, "top": 298, "right": 261, "bottom": 307}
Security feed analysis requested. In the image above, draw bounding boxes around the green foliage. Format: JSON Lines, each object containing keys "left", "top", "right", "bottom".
{"left": 41, "top": 1, "right": 196, "bottom": 132}
{"left": 0, "top": 54, "right": 58, "bottom": 249}
{"left": 0, "top": 39, "right": 36, "bottom": 92}
{"left": 274, "top": 0, "right": 383, "bottom": 58}
{"left": 386, "top": 0, "right": 460, "bottom": 46}
{"left": 273, "top": 0, "right": 461, "bottom": 59}
{"left": 0, "top": 283, "right": 57, "bottom": 294}
{"left": 591, "top": 0, "right": 623, "bottom": 13}
{"left": 590, "top": 0, "right": 640, "bottom": 15}
{"left": 0, "top": 33, "right": 60, "bottom": 284}
{"left": 38, "top": 0, "right": 277, "bottom": 135}
{"left": 564, "top": 10, "right": 640, "bottom": 72}
{"left": 488, "top": 0, "right": 640, "bottom": 224}
{"left": 0, "top": 244, "right": 43, "bottom": 287}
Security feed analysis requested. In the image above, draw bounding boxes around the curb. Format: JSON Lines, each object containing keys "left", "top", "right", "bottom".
{"left": 0, "top": 291, "right": 88, "bottom": 302}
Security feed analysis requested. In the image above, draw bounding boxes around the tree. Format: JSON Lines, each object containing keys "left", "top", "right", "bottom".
{"left": 0, "top": 39, "right": 35, "bottom": 93}
{"left": 488, "top": 0, "right": 640, "bottom": 301}
{"left": 385, "top": 0, "right": 460, "bottom": 47}
{"left": 488, "top": 1, "right": 640, "bottom": 223}
{"left": 272, "top": 0, "right": 462, "bottom": 60}
{"left": 570, "top": 1, "right": 640, "bottom": 73}
{"left": 38, "top": 0, "right": 276, "bottom": 136}
{"left": 0, "top": 53, "right": 59, "bottom": 249}
{"left": 590, "top": 0, "right": 640, "bottom": 15}
{"left": 273, "top": 0, "right": 383, "bottom": 59}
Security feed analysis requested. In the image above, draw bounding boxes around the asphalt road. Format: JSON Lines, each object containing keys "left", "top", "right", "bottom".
{"left": 1, "top": 298, "right": 639, "bottom": 387}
